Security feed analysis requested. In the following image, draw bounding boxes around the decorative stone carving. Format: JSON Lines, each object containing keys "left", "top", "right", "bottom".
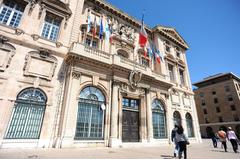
{"left": 129, "top": 70, "right": 142, "bottom": 89}
{"left": 23, "top": 50, "right": 58, "bottom": 80}
{"left": 38, "top": 3, "right": 45, "bottom": 19}
{"left": 55, "top": 42, "right": 63, "bottom": 48}
{"left": 109, "top": 17, "right": 135, "bottom": 43}
{"left": 27, "top": 0, "right": 38, "bottom": 15}
{"left": 38, "top": 0, "right": 72, "bottom": 26}
{"left": 72, "top": 72, "right": 81, "bottom": 79}
{"left": 31, "top": 34, "right": 40, "bottom": 41}
{"left": 0, "top": 37, "right": 16, "bottom": 72}
{"left": 15, "top": 28, "right": 25, "bottom": 35}
{"left": 92, "top": 76, "right": 99, "bottom": 86}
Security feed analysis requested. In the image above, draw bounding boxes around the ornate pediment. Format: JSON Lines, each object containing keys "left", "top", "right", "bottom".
{"left": 154, "top": 26, "right": 189, "bottom": 49}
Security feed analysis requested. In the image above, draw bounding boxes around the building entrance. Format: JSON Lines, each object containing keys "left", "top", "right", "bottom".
{"left": 122, "top": 98, "right": 140, "bottom": 142}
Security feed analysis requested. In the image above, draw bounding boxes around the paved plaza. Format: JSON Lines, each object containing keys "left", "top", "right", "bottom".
{"left": 0, "top": 139, "right": 239, "bottom": 159}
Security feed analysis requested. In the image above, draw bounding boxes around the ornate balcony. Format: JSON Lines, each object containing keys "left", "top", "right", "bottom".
{"left": 68, "top": 42, "right": 168, "bottom": 82}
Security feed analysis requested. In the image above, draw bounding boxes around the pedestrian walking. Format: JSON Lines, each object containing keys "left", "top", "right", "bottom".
{"left": 217, "top": 129, "right": 227, "bottom": 152}
{"left": 175, "top": 125, "right": 189, "bottom": 159}
{"left": 171, "top": 124, "right": 179, "bottom": 157}
{"left": 209, "top": 131, "right": 217, "bottom": 148}
{"left": 227, "top": 127, "right": 239, "bottom": 153}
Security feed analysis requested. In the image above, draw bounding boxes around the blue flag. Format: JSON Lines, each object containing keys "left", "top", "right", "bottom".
{"left": 99, "top": 17, "right": 104, "bottom": 39}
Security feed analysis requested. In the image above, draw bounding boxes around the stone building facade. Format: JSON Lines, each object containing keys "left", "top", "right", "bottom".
{"left": 193, "top": 73, "right": 240, "bottom": 138}
{"left": 0, "top": 0, "right": 201, "bottom": 148}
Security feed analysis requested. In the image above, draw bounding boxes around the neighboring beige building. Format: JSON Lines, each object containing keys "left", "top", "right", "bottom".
{"left": 0, "top": 0, "right": 201, "bottom": 148}
{"left": 193, "top": 73, "right": 240, "bottom": 138}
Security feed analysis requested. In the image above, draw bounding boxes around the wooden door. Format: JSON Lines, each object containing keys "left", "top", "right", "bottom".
{"left": 122, "top": 110, "right": 139, "bottom": 142}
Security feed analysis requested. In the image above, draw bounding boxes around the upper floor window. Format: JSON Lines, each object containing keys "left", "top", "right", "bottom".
{"left": 85, "top": 37, "right": 98, "bottom": 49}
{"left": 224, "top": 85, "right": 230, "bottom": 92}
{"left": 233, "top": 114, "right": 239, "bottom": 121}
{"left": 200, "top": 92, "right": 204, "bottom": 97}
{"left": 214, "top": 98, "right": 218, "bottom": 103}
{"left": 138, "top": 50, "right": 150, "bottom": 67}
{"left": 176, "top": 47, "right": 181, "bottom": 58}
{"left": 218, "top": 116, "right": 223, "bottom": 122}
{"left": 201, "top": 99, "right": 206, "bottom": 106}
{"left": 235, "top": 83, "right": 239, "bottom": 91}
{"left": 179, "top": 69, "right": 185, "bottom": 85}
{"left": 212, "top": 91, "right": 216, "bottom": 95}
{"left": 168, "top": 64, "right": 174, "bottom": 82}
{"left": 41, "top": 12, "right": 62, "bottom": 41}
{"left": 230, "top": 105, "right": 236, "bottom": 111}
{"left": 165, "top": 41, "right": 170, "bottom": 53}
{"left": 0, "top": 0, "right": 26, "bottom": 28}
{"left": 216, "top": 107, "right": 221, "bottom": 113}
{"left": 205, "top": 118, "right": 209, "bottom": 124}
{"left": 228, "top": 95, "right": 233, "bottom": 101}
{"left": 203, "top": 108, "right": 207, "bottom": 114}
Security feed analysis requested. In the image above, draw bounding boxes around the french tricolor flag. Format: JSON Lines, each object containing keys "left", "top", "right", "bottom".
{"left": 138, "top": 16, "right": 148, "bottom": 48}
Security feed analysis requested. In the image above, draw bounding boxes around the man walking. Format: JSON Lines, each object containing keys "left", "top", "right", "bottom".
{"left": 171, "top": 124, "right": 179, "bottom": 157}
{"left": 227, "top": 127, "right": 239, "bottom": 153}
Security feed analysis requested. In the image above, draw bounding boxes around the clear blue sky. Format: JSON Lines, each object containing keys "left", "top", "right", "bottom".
{"left": 106, "top": 0, "right": 240, "bottom": 83}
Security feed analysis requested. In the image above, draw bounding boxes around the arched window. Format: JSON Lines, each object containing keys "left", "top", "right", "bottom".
{"left": 75, "top": 86, "right": 105, "bottom": 140}
{"left": 173, "top": 111, "right": 181, "bottom": 126}
{"left": 206, "top": 126, "right": 213, "bottom": 138}
{"left": 186, "top": 113, "right": 194, "bottom": 137}
{"left": 235, "top": 125, "right": 240, "bottom": 138}
{"left": 5, "top": 88, "right": 47, "bottom": 139}
{"left": 117, "top": 49, "right": 129, "bottom": 58}
{"left": 152, "top": 99, "right": 167, "bottom": 139}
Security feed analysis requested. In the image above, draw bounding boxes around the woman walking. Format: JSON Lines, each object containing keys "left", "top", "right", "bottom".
{"left": 175, "top": 125, "right": 189, "bottom": 159}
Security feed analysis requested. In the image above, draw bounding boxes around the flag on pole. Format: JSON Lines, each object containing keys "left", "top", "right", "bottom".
{"left": 99, "top": 17, "right": 104, "bottom": 39}
{"left": 105, "top": 18, "right": 110, "bottom": 42}
{"left": 138, "top": 14, "right": 148, "bottom": 47}
{"left": 92, "top": 16, "right": 97, "bottom": 38}
{"left": 157, "top": 49, "right": 164, "bottom": 62}
{"left": 87, "top": 13, "right": 91, "bottom": 33}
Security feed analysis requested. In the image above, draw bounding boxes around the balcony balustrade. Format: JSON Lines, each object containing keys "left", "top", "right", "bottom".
{"left": 69, "top": 42, "right": 167, "bottom": 81}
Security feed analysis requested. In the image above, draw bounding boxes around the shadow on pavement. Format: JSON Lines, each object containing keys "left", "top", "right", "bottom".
{"left": 161, "top": 154, "right": 174, "bottom": 159}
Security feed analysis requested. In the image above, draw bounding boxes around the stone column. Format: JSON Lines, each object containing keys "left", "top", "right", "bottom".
{"left": 146, "top": 89, "right": 153, "bottom": 142}
{"left": 109, "top": 82, "right": 120, "bottom": 147}
{"left": 140, "top": 95, "right": 147, "bottom": 142}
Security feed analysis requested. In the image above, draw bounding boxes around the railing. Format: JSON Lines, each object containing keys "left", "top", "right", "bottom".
{"left": 70, "top": 42, "right": 111, "bottom": 60}
{"left": 119, "top": 56, "right": 146, "bottom": 70}
{"left": 84, "top": 44, "right": 111, "bottom": 60}
{"left": 152, "top": 72, "right": 166, "bottom": 80}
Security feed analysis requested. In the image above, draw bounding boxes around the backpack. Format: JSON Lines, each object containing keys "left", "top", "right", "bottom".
{"left": 218, "top": 131, "right": 226, "bottom": 138}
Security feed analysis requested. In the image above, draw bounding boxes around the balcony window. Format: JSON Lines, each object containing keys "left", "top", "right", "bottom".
{"left": 41, "top": 13, "right": 62, "bottom": 41}
{"left": 179, "top": 69, "right": 185, "bottom": 85}
{"left": 85, "top": 37, "right": 98, "bottom": 49}
{"left": 0, "top": 0, "right": 26, "bottom": 28}
{"left": 138, "top": 50, "right": 150, "bottom": 67}
{"left": 168, "top": 64, "right": 174, "bottom": 82}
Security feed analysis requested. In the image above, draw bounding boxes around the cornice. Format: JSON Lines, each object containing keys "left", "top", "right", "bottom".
{"left": 87, "top": 0, "right": 152, "bottom": 32}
